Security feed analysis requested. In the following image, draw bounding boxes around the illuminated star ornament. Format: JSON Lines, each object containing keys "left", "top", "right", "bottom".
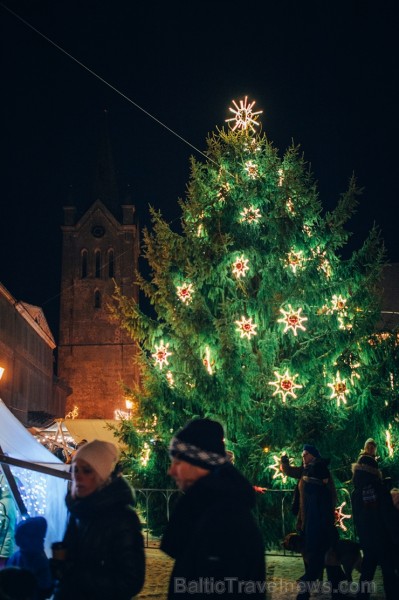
{"left": 244, "top": 160, "right": 259, "bottom": 179}
{"left": 152, "top": 341, "right": 172, "bottom": 370}
{"left": 286, "top": 250, "right": 304, "bottom": 274}
{"left": 269, "top": 369, "right": 302, "bottom": 403}
{"left": 278, "top": 305, "right": 308, "bottom": 336}
{"left": 267, "top": 455, "right": 288, "bottom": 484}
{"left": 327, "top": 371, "right": 350, "bottom": 406}
{"left": 235, "top": 316, "right": 258, "bottom": 339}
{"left": 232, "top": 255, "right": 250, "bottom": 279}
{"left": 176, "top": 282, "right": 194, "bottom": 304}
{"left": 240, "top": 206, "right": 261, "bottom": 223}
{"left": 225, "top": 96, "right": 263, "bottom": 132}
{"left": 334, "top": 502, "right": 351, "bottom": 532}
{"left": 203, "top": 346, "right": 215, "bottom": 375}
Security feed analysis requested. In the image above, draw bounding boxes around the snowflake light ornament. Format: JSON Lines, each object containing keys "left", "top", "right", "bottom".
{"left": 240, "top": 205, "right": 261, "bottom": 223}
{"left": 232, "top": 255, "right": 250, "bottom": 279}
{"left": 269, "top": 369, "right": 302, "bottom": 403}
{"left": 225, "top": 96, "right": 262, "bottom": 132}
{"left": 244, "top": 160, "right": 259, "bottom": 179}
{"left": 152, "top": 341, "right": 172, "bottom": 370}
{"left": 329, "top": 295, "right": 348, "bottom": 314}
{"left": 176, "top": 282, "right": 194, "bottom": 304}
{"left": 267, "top": 455, "right": 288, "bottom": 484}
{"left": 327, "top": 371, "right": 350, "bottom": 406}
{"left": 278, "top": 305, "right": 308, "bottom": 336}
{"left": 235, "top": 316, "right": 258, "bottom": 339}
{"left": 286, "top": 250, "right": 304, "bottom": 274}
{"left": 334, "top": 502, "right": 351, "bottom": 532}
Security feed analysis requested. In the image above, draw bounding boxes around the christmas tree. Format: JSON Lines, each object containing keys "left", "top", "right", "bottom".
{"left": 114, "top": 98, "right": 398, "bottom": 543}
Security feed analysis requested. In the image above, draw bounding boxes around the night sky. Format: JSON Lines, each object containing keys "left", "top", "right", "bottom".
{"left": 1, "top": 0, "right": 398, "bottom": 342}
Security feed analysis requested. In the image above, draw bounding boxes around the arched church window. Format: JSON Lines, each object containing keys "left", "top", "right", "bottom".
{"left": 108, "top": 249, "right": 115, "bottom": 278}
{"left": 95, "top": 250, "right": 101, "bottom": 278}
{"left": 81, "top": 249, "right": 88, "bottom": 278}
{"left": 94, "top": 290, "right": 101, "bottom": 308}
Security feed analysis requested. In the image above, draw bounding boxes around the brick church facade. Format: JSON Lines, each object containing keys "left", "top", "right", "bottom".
{"left": 57, "top": 121, "right": 140, "bottom": 418}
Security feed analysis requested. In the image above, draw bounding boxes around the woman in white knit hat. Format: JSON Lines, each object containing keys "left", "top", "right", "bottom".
{"left": 53, "top": 439, "right": 145, "bottom": 600}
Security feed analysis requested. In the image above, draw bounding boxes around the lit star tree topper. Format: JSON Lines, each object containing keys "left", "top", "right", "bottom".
{"left": 269, "top": 369, "right": 302, "bottom": 403}
{"left": 225, "top": 96, "right": 263, "bottom": 132}
{"left": 278, "top": 305, "right": 308, "bottom": 336}
{"left": 235, "top": 316, "right": 258, "bottom": 339}
{"left": 232, "top": 255, "right": 250, "bottom": 279}
{"left": 152, "top": 341, "right": 172, "bottom": 370}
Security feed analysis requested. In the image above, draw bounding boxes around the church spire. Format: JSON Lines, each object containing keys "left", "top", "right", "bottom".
{"left": 92, "top": 109, "right": 120, "bottom": 217}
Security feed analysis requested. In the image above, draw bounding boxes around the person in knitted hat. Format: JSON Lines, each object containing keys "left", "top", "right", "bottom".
{"left": 280, "top": 444, "right": 341, "bottom": 600}
{"left": 161, "top": 418, "right": 266, "bottom": 598}
{"left": 53, "top": 440, "right": 145, "bottom": 600}
{"left": 351, "top": 440, "right": 397, "bottom": 599}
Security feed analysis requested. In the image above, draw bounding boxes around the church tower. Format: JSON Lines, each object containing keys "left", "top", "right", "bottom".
{"left": 58, "top": 115, "right": 140, "bottom": 419}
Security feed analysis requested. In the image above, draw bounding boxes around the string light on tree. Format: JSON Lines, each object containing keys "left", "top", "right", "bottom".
{"left": 235, "top": 316, "right": 258, "bottom": 339}
{"left": 286, "top": 198, "right": 295, "bottom": 214}
{"left": 278, "top": 305, "right": 308, "bottom": 336}
{"left": 334, "top": 501, "right": 351, "bottom": 531}
{"left": 166, "top": 370, "right": 175, "bottom": 387}
{"left": 152, "top": 341, "right": 172, "bottom": 370}
{"left": 240, "top": 206, "right": 261, "bottom": 223}
{"left": 176, "top": 282, "right": 194, "bottom": 304}
{"left": 327, "top": 371, "right": 350, "bottom": 406}
{"left": 269, "top": 369, "right": 302, "bottom": 403}
{"left": 277, "top": 168, "right": 284, "bottom": 186}
{"left": 225, "top": 96, "right": 263, "bottom": 132}
{"left": 232, "top": 255, "right": 250, "bottom": 279}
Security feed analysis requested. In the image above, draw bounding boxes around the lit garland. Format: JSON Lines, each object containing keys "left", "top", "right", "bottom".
{"left": 203, "top": 346, "right": 215, "bottom": 375}
{"left": 327, "top": 371, "right": 350, "bottom": 406}
{"left": 176, "top": 282, "right": 194, "bottom": 304}
{"left": 269, "top": 369, "right": 302, "bottom": 403}
{"left": 13, "top": 468, "right": 47, "bottom": 516}
{"left": 240, "top": 206, "right": 261, "bottom": 223}
{"left": 140, "top": 442, "right": 151, "bottom": 467}
{"left": 235, "top": 316, "right": 258, "bottom": 339}
{"left": 278, "top": 305, "right": 308, "bottom": 336}
{"left": 152, "top": 341, "right": 172, "bottom": 370}
{"left": 267, "top": 455, "right": 288, "bottom": 484}
{"left": 244, "top": 160, "right": 259, "bottom": 179}
{"left": 334, "top": 501, "right": 351, "bottom": 531}
{"left": 225, "top": 96, "right": 262, "bottom": 132}
{"left": 166, "top": 370, "right": 175, "bottom": 387}
{"left": 232, "top": 255, "right": 250, "bottom": 279}
{"left": 286, "top": 197, "right": 295, "bottom": 214}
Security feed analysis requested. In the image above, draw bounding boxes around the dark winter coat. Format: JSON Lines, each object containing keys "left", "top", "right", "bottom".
{"left": 351, "top": 454, "right": 397, "bottom": 553}
{"left": 7, "top": 516, "right": 53, "bottom": 600}
{"left": 281, "top": 457, "right": 337, "bottom": 553}
{"left": 160, "top": 464, "right": 266, "bottom": 599}
{"left": 53, "top": 476, "right": 145, "bottom": 600}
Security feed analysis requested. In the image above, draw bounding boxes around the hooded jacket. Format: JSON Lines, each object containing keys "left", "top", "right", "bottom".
{"left": 53, "top": 475, "right": 145, "bottom": 600}
{"left": 7, "top": 517, "right": 53, "bottom": 599}
{"left": 161, "top": 463, "right": 266, "bottom": 599}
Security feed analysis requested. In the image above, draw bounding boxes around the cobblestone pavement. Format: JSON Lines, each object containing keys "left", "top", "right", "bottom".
{"left": 137, "top": 548, "right": 386, "bottom": 600}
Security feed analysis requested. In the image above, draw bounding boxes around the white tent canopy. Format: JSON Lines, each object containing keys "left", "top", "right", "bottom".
{"left": 0, "top": 399, "right": 69, "bottom": 553}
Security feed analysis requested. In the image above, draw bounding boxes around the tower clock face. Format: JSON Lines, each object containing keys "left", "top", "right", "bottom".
{"left": 91, "top": 225, "right": 105, "bottom": 238}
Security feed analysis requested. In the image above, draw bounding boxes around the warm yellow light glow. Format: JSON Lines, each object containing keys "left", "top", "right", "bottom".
{"left": 268, "top": 455, "right": 288, "bottom": 483}
{"left": 203, "top": 346, "right": 214, "bottom": 375}
{"left": 386, "top": 426, "right": 394, "bottom": 458}
{"left": 235, "top": 316, "right": 258, "bottom": 339}
{"left": 240, "top": 206, "right": 261, "bottom": 223}
{"left": 152, "top": 341, "right": 172, "bottom": 370}
{"left": 327, "top": 371, "right": 349, "bottom": 406}
{"left": 176, "top": 282, "right": 194, "bottom": 304}
{"left": 0, "top": 367, "right": 4, "bottom": 380}
{"left": 278, "top": 305, "right": 308, "bottom": 336}
{"left": 244, "top": 160, "right": 259, "bottom": 179}
{"left": 225, "top": 97, "right": 262, "bottom": 132}
{"left": 269, "top": 369, "right": 302, "bottom": 403}
{"left": 232, "top": 255, "right": 250, "bottom": 279}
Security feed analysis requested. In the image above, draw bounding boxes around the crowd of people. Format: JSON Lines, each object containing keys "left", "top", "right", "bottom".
{"left": 1, "top": 422, "right": 399, "bottom": 600}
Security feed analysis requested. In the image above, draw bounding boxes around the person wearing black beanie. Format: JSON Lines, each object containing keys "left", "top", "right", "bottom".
{"left": 161, "top": 418, "right": 266, "bottom": 599}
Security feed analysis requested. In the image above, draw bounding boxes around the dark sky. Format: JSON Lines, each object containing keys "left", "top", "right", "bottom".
{"left": 1, "top": 0, "right": 398, "bottom": 341}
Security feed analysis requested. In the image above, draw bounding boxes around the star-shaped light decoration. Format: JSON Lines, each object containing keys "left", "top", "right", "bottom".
{"left": 285, "top": 250, "right": 304, "bottom": 274}
{"left": 334, "top": 502, "right": 351, "bottom": 532}
{"left": 225, "top": 96, "right": 262, "bottom": 132}
{"left": 267, "top": 455, "right": 288, "bottom": 484}
{"left": 232, "top": 255, "right": 250, "bottom": 279}
{"left": 244, "top": 160, "right": 259, "bottom": 179}
{"left": 327, "top": 371, "right": 350, "bottom": 406}
{"left": 152, "top": 341, "right": 172, "bottom": 370}
{"left": 235, "top": 316, "right": 258, "bottom": 339}
{"left": 269, "top": 369, "right": 302, "bottom": 403}
{"left": 176, "top": 282, "right": 194, "bottom": 304}
{"left": 240, "top": 205, "right": 261, "bottom": 223}
{"left": 278, "top": 305, "right": 308, "bottom": 336}
{"left": 328, "top": 294, "right": 348, "bottom": 314}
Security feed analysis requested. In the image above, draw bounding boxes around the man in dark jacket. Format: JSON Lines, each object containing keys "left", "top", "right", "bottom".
{"left": 351, "top": 438, "right": 397, "bottom": 600}
{"left": 281, "top": 444, "right": 343, "bottom": 600}
{"left": 161, "top": 418, "right": 266, "bottom": 599}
